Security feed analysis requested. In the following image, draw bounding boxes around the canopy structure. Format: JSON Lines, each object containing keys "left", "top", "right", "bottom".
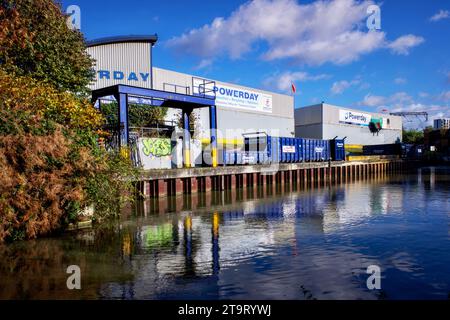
{"left": 91, "top": 84, "right": 218, "bottom": 167}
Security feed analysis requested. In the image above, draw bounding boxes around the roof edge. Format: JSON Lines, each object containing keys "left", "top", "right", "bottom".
{"left": 86, "top": 34, "right": 158, "bottom": 47}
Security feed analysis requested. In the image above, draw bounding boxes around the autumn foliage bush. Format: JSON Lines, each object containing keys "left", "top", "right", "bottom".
{"left": 0, "top": 70, "right": 135, "bottom": 242}
{"left": 0, "top": 0, "right": 137, "bottom": 243}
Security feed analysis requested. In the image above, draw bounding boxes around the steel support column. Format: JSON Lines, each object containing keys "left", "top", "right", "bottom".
{"left": 182, "top": 108, "right": 192, "bottom": 168}
{"left": 209, "top": 105, "right": 218, "bottom": 167}
{"left": 116, "top": 93, "right": 129, "bottom": 148}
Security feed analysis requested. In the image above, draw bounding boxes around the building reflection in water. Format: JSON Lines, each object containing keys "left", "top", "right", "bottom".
{"left": 2, "top": 167, "right": 448, "bottom": 299}
{"left": 212, "top": 212, "right": 220, "bottom": 275}
{"left": 183, "top": 214, "right": 195, "bottom": 277}
{"left": 0, "top": 187, "right": 408, "bottom": 300}
{"left": 125, "top": 168, "right": 445, "bottom": 284}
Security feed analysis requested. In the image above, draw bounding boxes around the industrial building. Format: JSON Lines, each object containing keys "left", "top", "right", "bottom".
{"left": 86, "top": 35, "right": 294, "bottom": 142}
{"left": 85, "top": 35, "right": 403, "bottom": 170}
{"left": 433, "top": 118, "right": 450, "bottom": 130}
{"left": 294, "top": 103, "right": 403, "bottom": 146}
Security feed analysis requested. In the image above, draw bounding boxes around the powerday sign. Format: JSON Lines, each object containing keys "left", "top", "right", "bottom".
{"left": 339, "top": 109, "right": 372, "bottom": 126}
{"left": 213, "top": 84, "right": 273, "bottom": 113}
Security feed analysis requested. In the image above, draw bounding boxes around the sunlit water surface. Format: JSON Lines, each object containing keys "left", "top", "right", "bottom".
{"left": 1, "top": 167, "right": 449, "bottom": 300}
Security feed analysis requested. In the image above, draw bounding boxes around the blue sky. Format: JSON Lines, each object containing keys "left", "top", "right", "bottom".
{"left": 61, "top": 0, "right": 450, "bottom": 128}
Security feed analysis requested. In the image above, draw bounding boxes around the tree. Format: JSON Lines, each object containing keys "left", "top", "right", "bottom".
{"left": 0, "top": 0, "right": 135, "bottom": 242}
{"left": 0, "top": 70, "right": 136, "bottom": 242}
{"left": 402, "top": 129, "right": 424, "bottom": 144}
{"left": 0, "top": 0, "right": 94, "bottom": 93}
{"left": 100, "top": 102, "right": 169, "bottom": 130}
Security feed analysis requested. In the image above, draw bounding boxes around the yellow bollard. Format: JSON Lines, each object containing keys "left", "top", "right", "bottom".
{"left": 212, "top": 147, "right": 218, "bottom": 168}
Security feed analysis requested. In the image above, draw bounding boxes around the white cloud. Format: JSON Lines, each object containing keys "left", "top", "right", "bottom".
{"left": 390, "top": 92, "right": 414, "bottom": 104}
{"left": 430, "top": 10, "right": 450, "bottom": 22}
{"left": 331, "top": 79, "right": 360, "bottom": 94}
{"left": 387, "top": 34, "right": 425, "bottom": 55}
{"left": 438, "top": 91, "right": 450, "bottom": 101}
{"left": 263, "top": 29, "right": 386, "bottom": 65}
{"left": 167, "top": 0, "right": 424, "bottom": 66}
{"left": 361, "top": 93, "right": 386, "bottom": 106}
{"left": 419, "top": 92, "right": 429, "bottom": 98}
{"left": 394, "top": 77, "right": 407, "bottom": 84}
{"left": 358, "top": 92, "right": 450, "bottom": 129}
{"left": 359, "top": 91, "right": 413, "bottom": 107}
{"left": 391, "top": 103, "right": 450, "bottom": 128}
{"left": 264, "top": 71, "right": 330, "bottom": 92}
{"left": 194, "top": 59, "right": 213, "bottom": 70}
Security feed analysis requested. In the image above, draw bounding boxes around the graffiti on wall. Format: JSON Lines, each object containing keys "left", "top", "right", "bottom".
{"left": 142, "top": 138, "right": 172, "bottom": 158}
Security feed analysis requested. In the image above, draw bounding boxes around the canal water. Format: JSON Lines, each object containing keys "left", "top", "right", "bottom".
{"left": 0, "top": 167, "right": 449, "bottom": 300}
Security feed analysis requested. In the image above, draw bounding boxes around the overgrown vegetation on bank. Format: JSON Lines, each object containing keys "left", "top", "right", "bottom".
{"left": 0, "top": 0, "right": 137, "bottom": 242}
{"left": 402, "top": 129, "right": 425, "bottom": 145}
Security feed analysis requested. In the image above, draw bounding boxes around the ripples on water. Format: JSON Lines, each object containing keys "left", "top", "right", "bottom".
{"left": 0, "top": 167, "right": 449, "bottom": 300}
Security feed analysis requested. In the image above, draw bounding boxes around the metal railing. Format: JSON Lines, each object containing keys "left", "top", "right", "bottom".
{"left": 163, "top": 83, "right": 190, "bottom": 95}
{"left": 129, "top": 122, "right": 176, "bottom": 138}
{"left": 161, "top": 77, "right": 216, "bottom": 100}
{"left": 192, "top": 77, "right": 216, "bottom": 99}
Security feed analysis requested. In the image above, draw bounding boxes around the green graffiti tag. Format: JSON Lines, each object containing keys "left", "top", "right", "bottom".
{"left": 142, "top": 138, "right": 172, "bottom": 157}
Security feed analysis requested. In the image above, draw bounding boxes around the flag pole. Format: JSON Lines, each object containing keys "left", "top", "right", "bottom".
{"left": 291, "top": 82, "right": 296, "bottom": 136}
{"left": 291, "top": 82, "right": 296, "bottom": 109}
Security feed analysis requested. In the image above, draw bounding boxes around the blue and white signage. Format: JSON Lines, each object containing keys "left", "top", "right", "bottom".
{"left": 282, "top": 145, "right": 296, "bottom": 153}
{"left": 339, "top": 109, "right": 372, "bottom": 126}
{"left": 97, "top": 70, "right": 150, "bottom": 82}
{"left": 214, "top": 84, "right": 272, "bottom": 113}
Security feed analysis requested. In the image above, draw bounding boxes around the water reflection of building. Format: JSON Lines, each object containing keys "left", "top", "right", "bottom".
{"left": 105, "top": 171, "right": 448, "bottom": 299}
{"left": 118, "top": 190, "right": 383, "bottom": 299}
{"left": 122, "top": 198, "right": 297, "bottom": 282}
{"left": 322, "top": 181, "right": 405, "bottom": 233}
{"left": 108, "top": 180, "right": 412, "bottom": 297}
{"left": 131, "top": 193, "right": 337, "bottom": 282}
{"left": 6, "top": 170, "right": 448, "bottom": 299}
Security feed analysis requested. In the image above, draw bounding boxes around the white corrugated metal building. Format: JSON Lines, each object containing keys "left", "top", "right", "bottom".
{"left": 295, "top": 103, "right": 403, "bottom": 146}
{"left": 86, "top": 35, "right": 295, "bottom": 145}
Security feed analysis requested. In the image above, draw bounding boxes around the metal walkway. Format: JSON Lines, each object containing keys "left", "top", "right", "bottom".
{"left": 91, "top": 82, "right": 218, "bottom": 167}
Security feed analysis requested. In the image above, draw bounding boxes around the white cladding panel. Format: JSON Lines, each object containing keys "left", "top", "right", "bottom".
{"left": 322, "top": 124, "right": 402, "bottom": 145}
{"left": 153, "top": 67, "right": 293, "bottom": 119}
{"left": 87, "top": 42, "right": 152, "bottom": 90}
{"left": 321, "top": 104, "right": 402, "bottom": 130}
{"left": 85, "top": 42, "right": 294, "bottom": 140}
{"left": 153, "top": 67, "right": 294, "bottom": 139}
{"left": 294, "top": 103, "right": 403, "bottom": 145}
{"left": 194, "top": 108, "right": 294, "bottom": 140}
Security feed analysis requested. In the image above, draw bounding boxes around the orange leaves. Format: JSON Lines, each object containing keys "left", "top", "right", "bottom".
{"left": 0, "top": 1, "right": 136, "bottom": 243}
{"left": 0, "top": 127, "right": 98, "bottom": 241}
{"left": 0, "top": 5, "right": 35, "bottom": 56}
{"left": 0, "top": 70, "right": 104, "bottom": 131}
{"left": 0, "top": 68, "right": 133, "bottom": 242}
{"left": 0, "top": 71, "right": 104, "bottom": 242}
